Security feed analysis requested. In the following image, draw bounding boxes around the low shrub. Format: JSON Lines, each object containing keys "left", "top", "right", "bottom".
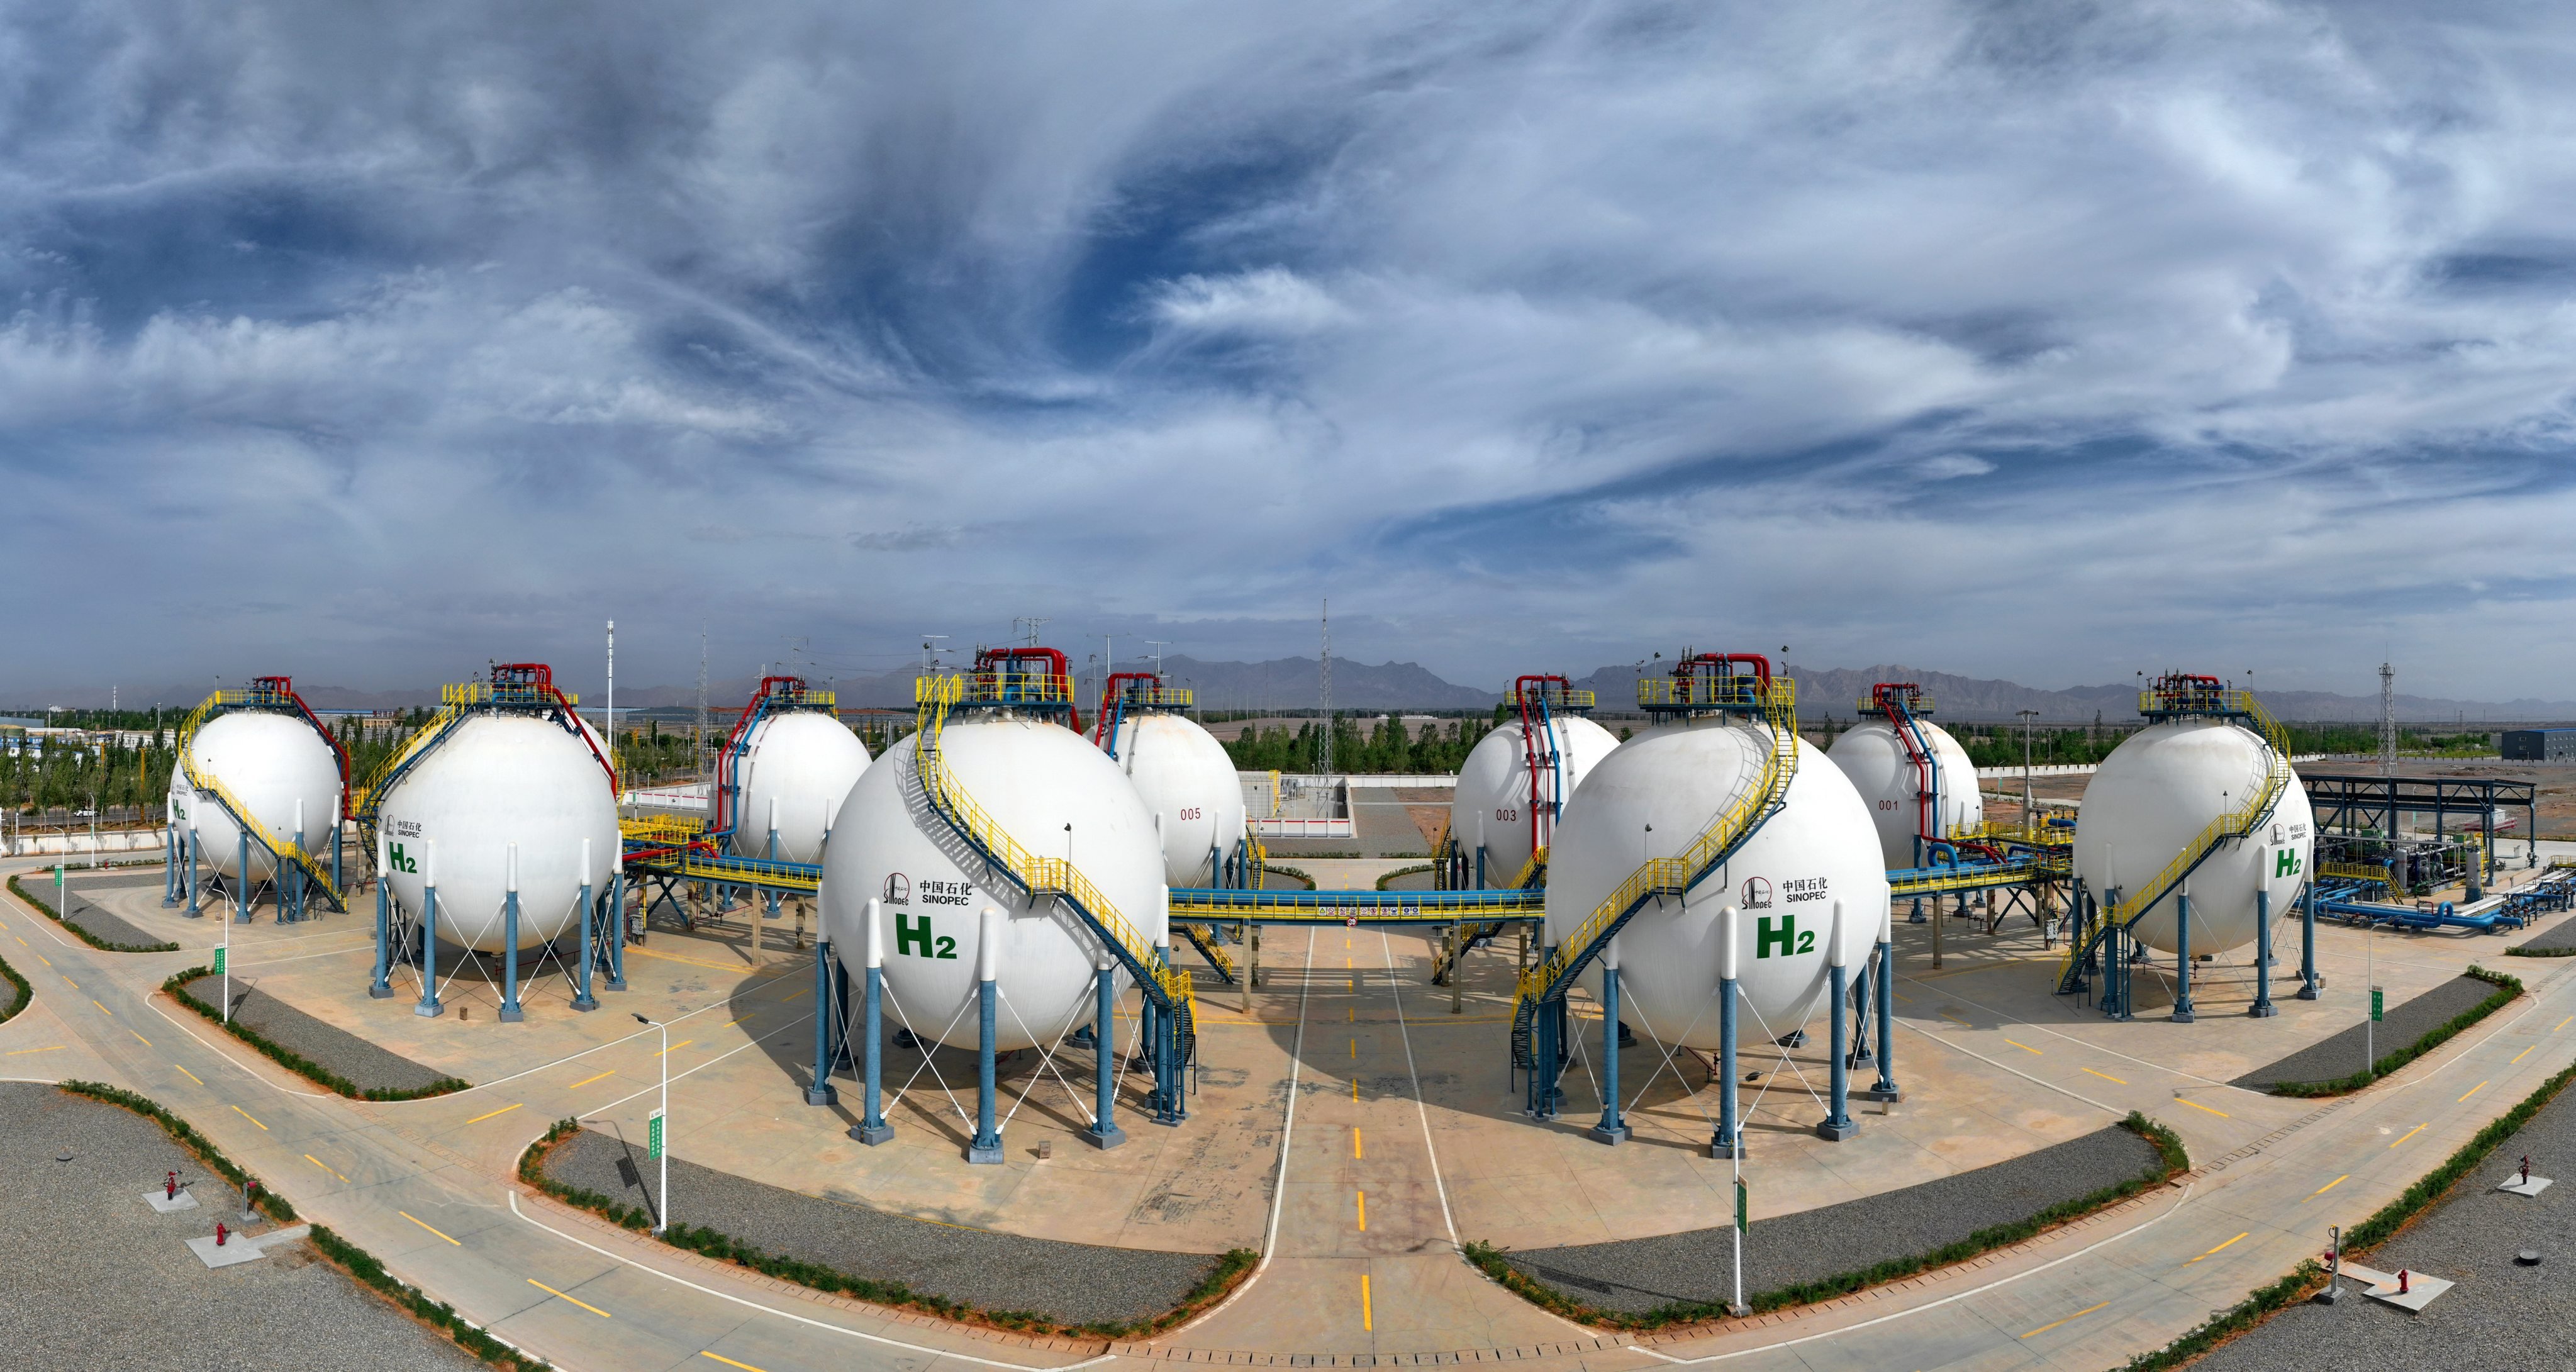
{"left": 8, "top": 873, "right": 181, "bottom": 952}
{"left": 162, "top": 966, "right": 468, "bottom": 1102}
{"left": 2270, "top": 966, "right": 2521, "bottom": 1098}
{"left": 0, "top": 948, "right": 28, "bottom": 1024}
{"left": 1467, "top": 1112, "right": 2188, "bottom": 1329}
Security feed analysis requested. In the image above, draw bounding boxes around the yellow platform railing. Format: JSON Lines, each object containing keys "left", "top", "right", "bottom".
{"left": 174, "top": 691, "right": 345, "bottom": 908}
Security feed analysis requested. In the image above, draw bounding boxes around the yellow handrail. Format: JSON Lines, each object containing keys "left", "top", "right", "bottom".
{"left": 350, "top": 698, "right": 470, "bottom": 837}
{"left": 2102, "top": 691, "right": 2291, "bottom": 928}
{"left": 1518, "top": 678, "right": 1800, "bottom": 1008}
{"left": 174, "top": 693, "right": 344, "bottom": 906}
{"left": 1507, "top": 846, "right": 1549, "bottom": 891}
{"left": 912, "top": 676, "right": 1193, "bottom": 1013}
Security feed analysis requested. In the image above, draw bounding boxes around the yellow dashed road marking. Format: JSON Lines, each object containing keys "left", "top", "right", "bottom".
{"left": 399, "top": 1210, "right": 461, "bottom": 1245}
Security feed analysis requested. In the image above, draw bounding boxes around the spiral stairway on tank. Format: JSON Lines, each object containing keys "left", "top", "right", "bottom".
{"left": 2053, "top": 683, "right": 2294, "bottom": 996}
{"left": 1507, "top": 672, "right": 1802, "bottom": 1078}
{"left": 174, "top": 677, "right": 348, "bottom": 911}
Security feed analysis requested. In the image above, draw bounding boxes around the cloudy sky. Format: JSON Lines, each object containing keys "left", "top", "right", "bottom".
{"left": 8, "top": 1, "right": 2575, "bottom": 704}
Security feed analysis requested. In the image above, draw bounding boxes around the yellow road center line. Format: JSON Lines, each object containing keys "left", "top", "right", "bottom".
{"left": 37, "top": 955, "right": 50, "bottom": 966}
{"left": 2460, "top": 1079, "right": 2490, "bottom": 1103}
{"left": 1938, "top": 1010, "right": 1968, "bottom": 1025}
{"left": 2174, "top": 1096, "right": 2230, "bottom": 1118}
{"left": 2187, "top": 1232, "right": 2249, "bottom": 1263}
{"left": 700, "top": 1352, "right": 767, "bottom": 1372}
{"left": 2512, "top": 1044, "right": 2536, "bottom": 1064}
{"left": 1351, "top": 1079, "right": 1358, "bottom": 1101}
{"left": 2021, "top": 1300, "right": 2110, "bottom": 1339}
{"left": 174, "top": 1063, "right": 204, "bottom": 1085}
{"left": 1351, "top": 1038, "right": 1356, "bottom": 1058}
{"left": 2082, "top": 1068, "right": 2128, "bottom": 1085}
{"left": 466, "top": 1102, "right": 523, "bottom": 1125}
{"left": 93, "top": 999, "right": 111, "bottom": 1016}
{"left": 306, "top": 1154, "right": 349, "bottom": 1182}
{"left": 399, "top": 1210, "right": 461, "bottom": 1246}
{"left": 2390, "top": 1123, "right": 2429, "bottom": 1149}
{"left": 5, "top": 1045, "right": 65, "bottom": 1056}
{"left": 2557, "top": 1016, "right": 2572, "bottom": 1033}
{"left": 1361, "top": 1274, "right": 1373, "bottom": 1331}
{"left": 1892, "top": 990, "right": 1913, "bottom": 1003}
{"left": 1357, "top": 1191, "right": 1367, "bottom": 1230}
{"left": 1353, "top": 1129, "right": 1363, "bottom": 1159}
{"left": 654, "top": 1040, "right": 694, "bottom": 1057}
{"left": 2306, "top": 1174, "right": 2349, "bottom": 1201}
{"left": 528, "top": 1278, "right": 611, "bottom": 1318}
{"left": 131, "top": 1030, "right": 152, "bottom": 1047}
{"left": 62, "top": 976, "right": 75, "bottom": 989}
{"left": 568, "top": 1070, "right": 616, "bottom": 1090}
{"left": 2003, "top": 1038, "right": 2041, "bottom": 1055}
{"left": 780, "top": 988, "right": 809, "bottom": 1003}
{"left": 231, "top": 1105, "right": 268, "bottom": 1131}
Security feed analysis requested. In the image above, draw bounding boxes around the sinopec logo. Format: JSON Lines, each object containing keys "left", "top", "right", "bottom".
{"left": 883, "top": 873, "right": 911, "bottom": 905}
{"left": 1741, "top": 876, "right": 1773, "bottom": 910}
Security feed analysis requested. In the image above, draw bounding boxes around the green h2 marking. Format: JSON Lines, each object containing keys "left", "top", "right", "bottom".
{"left": 896, "top": 912, "right": 936, "bottom": 959}
{"left": 2274, "top": 848, "right": 2301, "bottom": 878}
{"left": 388, "top": 843, "right": 418, "bottom": 874}
{"left": 1756, "top": 915, "right": 1797, "bottom": 960}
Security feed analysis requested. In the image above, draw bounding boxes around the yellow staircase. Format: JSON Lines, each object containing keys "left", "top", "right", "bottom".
{"left": 175, "top": 691, "right": 345, "bottom": 909}
{"left": 1510, "top": 678, "right": 1800, "bottom": 1066}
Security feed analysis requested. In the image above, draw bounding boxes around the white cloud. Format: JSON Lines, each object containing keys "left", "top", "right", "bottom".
{"left": 1917, "top": 454, "right": 1994, "bottom": 479}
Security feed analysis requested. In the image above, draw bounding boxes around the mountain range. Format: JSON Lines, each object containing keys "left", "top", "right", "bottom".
{"left": 98, "top": 657, "right": 2569, "bottom": 725}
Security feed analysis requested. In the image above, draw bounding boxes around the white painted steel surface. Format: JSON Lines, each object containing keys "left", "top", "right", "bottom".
{"left": 1827, "top": 720, "right": 1985, "bottom": 869}
{"left": 181, "top": 711, "right": 343, "bottom": 881}
{"left": 821, "top": 715, "right": 1166, "bottom": 1052}
{"left": 2074, "top": 717, "right": 2316, "bottom": 955}
{"left": 727, "top": 710, "right": 871, "bottom": 862}
{"left": 377, "top": 714, "right": 620, "bottom": 952}
{"left": 1451, "top": 714, "right": 1619, "bottom": 881}
{"left": 1546, "top": 718, "right": 1888, "bottom": 1040}
{"left": 1107, "top": 712, "right": 1248, "bottom": 886}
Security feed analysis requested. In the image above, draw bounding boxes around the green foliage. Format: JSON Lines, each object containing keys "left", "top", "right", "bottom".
{"left": 517, "top": 1121, "right": 1257, "bottom": 1337}
{"left": 0, "top": 945, "right": 29, "bottom": 1024}
{"left": 1468, "top": 1113, "right": 2186, "bottom": 1329}
{"left": 306, "top": 1225, "right": 554, "bottom": 1370}
{"left": 162, "top": 966, "right": 470, "bottom": 1102}
{"left": 8, "top": 873, "right": 182, "bottom": 952}
{"left": 1225, "top": 715, "right": 1494, "bottom": 773}
{"left": 2124, "top": 1057, "right": 2576, "bottom": 1369}
{"left": 1375, "top": 864, "right": 1432, "bottom": 890}
{"left": 57, "top": 1079, "right": 298, "bottom": 1222}
{"left": 2268, "top": 966, "right": 2520, "bottom": 1097}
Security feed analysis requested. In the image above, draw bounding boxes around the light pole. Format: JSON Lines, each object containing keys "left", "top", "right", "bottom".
{"left": 2016, "top": 710, "right": 2039, "bottom": 836}
{"left": 633, "top": 1012, "right": 669, "bottom": 1234}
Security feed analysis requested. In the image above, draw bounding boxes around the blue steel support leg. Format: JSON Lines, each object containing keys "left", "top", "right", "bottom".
{"left": 572, "top": 881, "right": 598, "bottom": 1010}
{"left": 500, "top": 886, "right": 524, "bottom": 1022}
{"left": 2250, "top": 889, "right": 2277, "bottom": 1018}
{"left": 2296, "top": 879, "right": 2321, "bottom": 1000}
{"left": 415, "top": 883, "right": 442, "bottom": 1018}
{"left": 162, "top": 822, "right": 179, "bottom": 906}
{"left": 855, "top": 962, "right": 893, "bottom": 1144}
{"left": 806, "top": 939, "right": 839, "bottom": 1105}
{"left": 2173, "top": 891, "right": 2195, "bottom": 1023}
{"left": 1866, "top": 937, "right": 1901, "bottom": 1101}
{"left": 606, "top": 871, "right": 628, "bottom": 990}
{"left": 369, "top": 862, "right": 393, "bottom": 998}
{"left": 968, "top": 975, "right": 1002, "bottom": 1164}
{"left": 1848, "top": 961, "right": 1873, "bottom": 1066}
{"left": 1590, "top": 952, "right": 1627, "bottom": 1144}
{"left": 331, "top": 821, "right": 342, "bottom": 900}
{"left": 833, "top": 962, "right": 854, "bottom": 1072}
{"left": 1087, "top": 962, "right": 1126, "bottom": 1148}
{"left": 237, "top": 830, "right": 252, "bottom": 923}
{"left": 1817, "top": 958, "right": 1856, "bottom": 1140}
{"left": 186, "top": 831, "right": 200, "bottom": 917}
{"left": 1713, "top": 970, "right": 1739, "bottom": 1158}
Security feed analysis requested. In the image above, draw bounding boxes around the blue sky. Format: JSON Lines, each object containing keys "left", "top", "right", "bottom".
{"left": 6, "top": 1, "right": 2574, "bottom": 703}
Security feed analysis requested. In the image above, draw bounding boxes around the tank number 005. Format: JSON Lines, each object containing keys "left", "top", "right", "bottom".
{"left": 893, "top": 913, "right": 960, "bottom": 959}
{"left": 1178, "top": 807, "right": 1202, "bottom": 820}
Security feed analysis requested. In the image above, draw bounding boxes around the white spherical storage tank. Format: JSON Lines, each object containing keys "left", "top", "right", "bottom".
{"left": 185, "top": 711, "right": 343, "bottom": 881}
{"left": 1105, "top": 713, "right": 1247, "bottom": 887}
{"left": 728, "top": 710, "right": 873, "bottom": 862}
{"left": 1827, "top": 720, "right": 1983, "bottom": 869}
{"left": 1452, "top": 714, "right": 1622, "bottom": 883}
{"left": 1545, "top": 717, "right": 1890, "bottom": 1042}
{"left": 2075, "top": 719, "right": 2314, "bottom": 956}
{"left": 377, "top": 715, "right": 622, "bottom": 952}
{"left": 822, "top": 715, "right": 1167, "bottom": 1051}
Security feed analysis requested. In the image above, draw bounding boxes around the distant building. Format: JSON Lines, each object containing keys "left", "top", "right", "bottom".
{"left": 2501, "top": 728, "right": 2576, "bottom": 762}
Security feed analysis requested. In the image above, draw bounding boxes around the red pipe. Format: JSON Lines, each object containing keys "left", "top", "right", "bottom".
{"left": 1094, "top": 671, "right": 1166, "bottom": 745}
{"left": 1872, "top": 682, "right": 1941, "bottom": 846}
{"left": 488, "top": 663, "right": 618, "bottom": 796}
{"left": 1673, "top": 652, "right": 1771, "bottom": 687}
{"left": 253, "top": 676, "right": 353, "bottom": 795}
{"left": 1512, "top": 675, "right": 1576, "bottom": 858}
{"left": 973, "top": 646, "right": 1083, "bottom": 732}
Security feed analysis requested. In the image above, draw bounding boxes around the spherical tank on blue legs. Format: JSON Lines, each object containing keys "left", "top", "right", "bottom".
{"left": 1452, "top": 676, "right": 1619, "bottom": 886}
{"left": 1095, "top": 672, "right": 1245, "bottom": 888}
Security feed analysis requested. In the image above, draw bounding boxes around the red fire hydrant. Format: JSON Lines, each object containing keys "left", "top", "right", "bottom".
{"left": 166, "top": 1171, "right": 178, "bottom": 1200}
{"left": 2523, "top": 1156, "right": 2533, "bottom": 1185}
{"left": 215, "top": 1222, "right": 228, "bottom": 1247}
{"left": 2398, "top": 1268, "right": 2411, "bottom": 1295}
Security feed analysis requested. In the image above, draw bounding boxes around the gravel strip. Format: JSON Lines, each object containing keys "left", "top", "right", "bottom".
{"left": 2231, "top": 974, "right": 2502, "bottom": 1091}
{"left": 2512, "top": 912, "right": 2576, "bottom": 954}
{"left": 543, "top": 1125, "right": 1220, "bottom": 1325}
{"left": 0, "top": 1082, "right": 482, "bottom": 1370}
{"left": 179, "top": 974, "right": 456, "bottom": 1096}
{"left": 2193, "top": 1076, "right": 2576, "bottom": 1371}
{"left": 57, "top": 888, "right": 172, "bottom": 950}
{"left": 1502, "top": 1124, "right": 2163, "bottom": 1312}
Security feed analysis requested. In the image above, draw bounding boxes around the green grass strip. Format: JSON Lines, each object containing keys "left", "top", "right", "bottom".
{"left": 1465, "top": 1112, "right": 2188, "bottom": 1330}
{"left": 8, "top": 872, "right": 181, "bottom": 952}
{"left": 516, "top": 1119, "right": 1256, "bottom": 1338}
{"left": 160, "top": 965, "right": 469, "bottom": 1102}
{"left": 0, "top": 945, "right": 29, "bottom": 1025}
{"left": 2270, "top": 965, "right": 2521, "bottom": 1098}
{"left": 2121, "top": 1057, "right": 2576, "bottom": 1369}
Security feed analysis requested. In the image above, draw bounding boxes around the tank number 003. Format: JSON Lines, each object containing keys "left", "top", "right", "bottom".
{"left": 1494, "top": 808, "right": 1519, "bottom": 822}
{"left": 893, "top": 913, "right": 960, "bottom": 960}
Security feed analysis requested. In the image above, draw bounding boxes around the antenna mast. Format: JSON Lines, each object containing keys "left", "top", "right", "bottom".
{"left": 1319, "top": 599, "right": 1334, "bottom": 775}
{"left": 2378, "top": 662, "right": 2396, "bottom": 776}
